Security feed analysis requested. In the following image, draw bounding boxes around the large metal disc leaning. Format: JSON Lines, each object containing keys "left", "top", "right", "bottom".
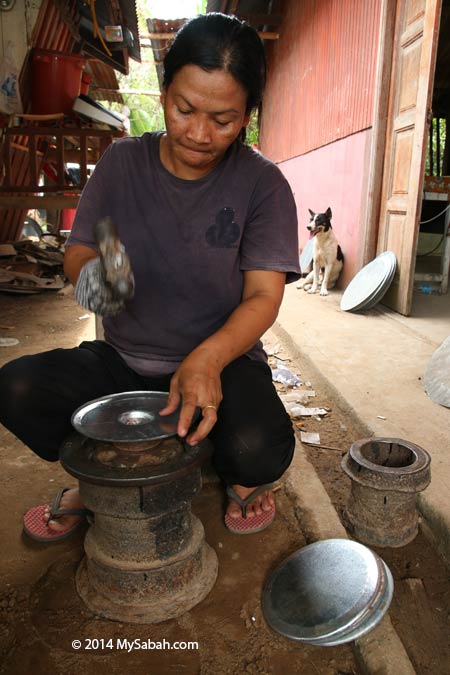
{"left": 340, "top": 251, "right": 397, "bottom": 312}
{"left": 299, "top": 237, "right": 314, "bottom": 272}
{"left": 362, "top": 258, "right": 397, "bottom": 311}
{"left": 72, "top": 391, "right": 181, "bottom": 442}
{"left": 262, "top": 539, "right": 393, "bottom": 645}
{"left": 424, "top": 335, "right": 450, "bottom": 408}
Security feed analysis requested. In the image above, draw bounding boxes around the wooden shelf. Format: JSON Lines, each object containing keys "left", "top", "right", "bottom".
{"left": 0, "top": 123, "right": 121, "bottom": 209}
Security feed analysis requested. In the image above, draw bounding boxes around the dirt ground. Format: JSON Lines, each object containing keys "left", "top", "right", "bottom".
{"left": 0, "top": 291, "right": 449, "bottom": 674}
{"left": 268, "top": 338, "right": 450, "bottom": 675}
{"left": 0, "top": 292, "right": 358, "bottom": 675}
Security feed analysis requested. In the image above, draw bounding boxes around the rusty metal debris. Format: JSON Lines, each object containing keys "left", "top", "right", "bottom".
{"left": 0, "top": 337, "right": 19, "bottom": 347}
{"left": 0, "top": 235, "right": 67, "bottom": 294}
{"left": 300, "top": 431, "right": 321, "bottom": 444}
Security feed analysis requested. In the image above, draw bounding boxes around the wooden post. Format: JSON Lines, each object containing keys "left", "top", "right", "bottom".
{"left": 28, "top": 134, "right": 38, "bottom": 189}
{"left": 79, "top": 133, "right": 87, "bottom": 187}
{"left": 57, "top": 133, "right": 65, "bottom": 187}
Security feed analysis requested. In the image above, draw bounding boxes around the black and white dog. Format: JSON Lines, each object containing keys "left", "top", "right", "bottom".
{"left": 297, "top": 207, "right": 344, "bottom": 296}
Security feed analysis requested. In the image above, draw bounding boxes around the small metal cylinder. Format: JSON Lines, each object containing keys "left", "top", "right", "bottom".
{"left": 341, "top": 437, "right": 431, "bottom": 547}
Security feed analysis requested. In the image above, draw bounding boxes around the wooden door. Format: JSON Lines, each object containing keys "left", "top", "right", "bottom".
{"left": 377, "top": 0, "right": 441, "bottom": 315}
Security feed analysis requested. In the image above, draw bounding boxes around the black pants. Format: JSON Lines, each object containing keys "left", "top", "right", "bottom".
{"left": 0, "top": 340, "right": 295, "bottom": 487}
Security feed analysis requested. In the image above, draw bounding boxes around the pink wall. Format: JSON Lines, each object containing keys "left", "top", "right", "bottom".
{"left": 279, "top": 129, "right": 372, "bottom": 288}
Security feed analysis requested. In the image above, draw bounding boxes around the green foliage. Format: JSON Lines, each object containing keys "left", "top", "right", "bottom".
{"left": 138, "top": 1, "right": 155, "bottom": 24}
{"left": 139, "top": 0, "right": 206, "bottom": 22}
{"left": 100, "top": 0, "right": 256, "bottom": 140}
{"left": 99, "top": 0, "right": 165, "bottom": 135}
{"left": 129, "top": 108, "right": 154, "bottom": 136}
{"left": 195, "top": 0, "right": 207, "bottom": 13}
{"left": 425, "top": 118, "right": 446, "bottom": 176}
{"left": 113, "top": 57, "right": 164, "bottom": 135}
{"left": 245, "top": 110, "right": 260, "bottom": 147}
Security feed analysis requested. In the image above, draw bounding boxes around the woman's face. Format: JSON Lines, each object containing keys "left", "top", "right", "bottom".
{"left": 160, "top": 64, "right": 250, "bottom": 180}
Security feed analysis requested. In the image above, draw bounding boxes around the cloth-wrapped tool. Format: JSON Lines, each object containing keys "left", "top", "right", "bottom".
{"left": 74, "top": 217, "right": 134, "bottom": 316}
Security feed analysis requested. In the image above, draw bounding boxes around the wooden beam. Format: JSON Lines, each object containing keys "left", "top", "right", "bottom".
{"left": 56, "top": 134, "right": 65, "bottom": 187}
{"left": 46, "top": 148, "right": 99, "bottom": 163}
{"left": 16, "top": 113, "right": 64, "bottom": 122}
{"left": 141, "top": 30, "right": 279, "bottom": 40}
{"left": 10, "top": 142, "right": 44, "bottom": 157}
{"left": 237, "top": 13, "right": 282, "bottom": 25}
{"left": 0, "top": 195, "right": 80, "bottom": 209}
{"left": 28, "top": 134, "right": 38, "bottom": 188}
{"left": 4, "top": 135, "right": 11, "bottom": 188}
{"left": 118, "top": 89, "right": 161, "bottom": 96}
{"left": 0, "top": 184, "right": 80, "bottom": 193}
{"left": 141, "top": 32, "right": 178, "bottom": 40}
{"left": 138, "top": 42, "right": 163, "bottom": 56}
{"left": 79, "top": 134, "right": 87, "bottom": 187}
{"left": 6, "top": 127, "right": 118, "bottom": 139}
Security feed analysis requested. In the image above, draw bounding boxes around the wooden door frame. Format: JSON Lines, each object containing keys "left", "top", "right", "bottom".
{"left": 361, "top": 0, "right": 442, "bottom": 315}
{"left": 360, "top": 0, "right": 398, "bottom": 266}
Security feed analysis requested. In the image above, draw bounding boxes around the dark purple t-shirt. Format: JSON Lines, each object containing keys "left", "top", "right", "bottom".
{"left": 67, "top": 132, "right": 300, "bottom": 375}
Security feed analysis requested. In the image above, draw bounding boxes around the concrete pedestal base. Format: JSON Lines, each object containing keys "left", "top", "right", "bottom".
{"left": 342, "top": 437, "right": 431, "bottom": 547}
{"left": 60, "top": 435, "right": 218, "bottom": 624}
{"left": 76, "top": 520, "right": 218, "bottom": 623}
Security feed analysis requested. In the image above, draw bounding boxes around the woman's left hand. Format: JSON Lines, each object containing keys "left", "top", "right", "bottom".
{"left": 159, "top": 271, "right": 286, "bottom": 444}
{"left": 159, "top": 349, "right": 223, "bottom": 444}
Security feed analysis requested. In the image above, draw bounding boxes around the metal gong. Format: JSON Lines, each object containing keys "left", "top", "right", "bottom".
{"left": 340, "top": 251, "right": 397, "bottom": 312}
{"left": 72, "top": 391, "right": 182, "bottom": 442}
{"left": 262, "top": 539, "right": 393, "bottom": 645}
{"left": 299, "top": 238, "right": 314, "bottom": 272}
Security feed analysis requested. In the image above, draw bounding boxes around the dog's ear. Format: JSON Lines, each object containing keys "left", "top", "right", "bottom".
{"left": 325, "top": 207, "right": 332, "bottom": 219}
{"left": 308, "top": 208, "right": 315, "bottom": 219}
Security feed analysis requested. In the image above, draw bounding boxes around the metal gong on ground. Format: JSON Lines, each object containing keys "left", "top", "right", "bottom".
{"left": 262, "top": 538, "right": 393, "bottom": 646}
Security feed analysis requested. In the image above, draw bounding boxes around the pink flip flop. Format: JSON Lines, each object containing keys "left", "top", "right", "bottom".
{"left": 23, "top": 488, "right": 91, "bottom": 543}
{"left": 224, "top": 484, "right": 276, "bottom": 534}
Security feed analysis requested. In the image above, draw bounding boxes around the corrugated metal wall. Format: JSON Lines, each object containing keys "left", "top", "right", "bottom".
{"left": 0, "top": 0, "right": 78, "bottom": 243}
{"left": 0, "top": 0, "right": 121, "bottom": 243}
{"left": 32, "top": 0, "right": 77, "bottom": 52}
{"left": 260, "top": 0, "right": 382, "bottom": 162}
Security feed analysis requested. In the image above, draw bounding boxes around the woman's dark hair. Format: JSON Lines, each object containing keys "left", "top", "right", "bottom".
{"left": 163, "top": 13, "right": 266, "bottom": 115}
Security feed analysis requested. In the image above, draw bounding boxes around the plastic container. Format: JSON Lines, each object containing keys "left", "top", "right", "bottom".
{"left": 31, "top": 49, "right": 85, "bottom": 115}
{"left": 419, "top": 284, "right": 441, "bottom": 295}
{"left": 61, "top": 207, "right": 76, "bottom": 231}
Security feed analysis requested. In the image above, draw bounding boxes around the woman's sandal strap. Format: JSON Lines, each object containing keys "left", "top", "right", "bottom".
{"left": 48, "top": 488, "right": 91, "bottom": 521}
{"left": 226, "top": 483, "right": 273, "bottom": 517}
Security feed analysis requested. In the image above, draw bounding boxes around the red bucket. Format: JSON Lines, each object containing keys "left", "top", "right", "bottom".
{"left": 61, "top": 207, "right": 77, "bottom": 231}
{"left": 31, "top": 49, "right": 86, "bottom": 115}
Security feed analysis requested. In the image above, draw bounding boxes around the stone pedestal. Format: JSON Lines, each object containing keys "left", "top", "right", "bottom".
{"left": 60, "top": 434, "right": 218, "bottom": 623}
{"left": 342, "top": 437, "right": 431, "bottom": 547}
